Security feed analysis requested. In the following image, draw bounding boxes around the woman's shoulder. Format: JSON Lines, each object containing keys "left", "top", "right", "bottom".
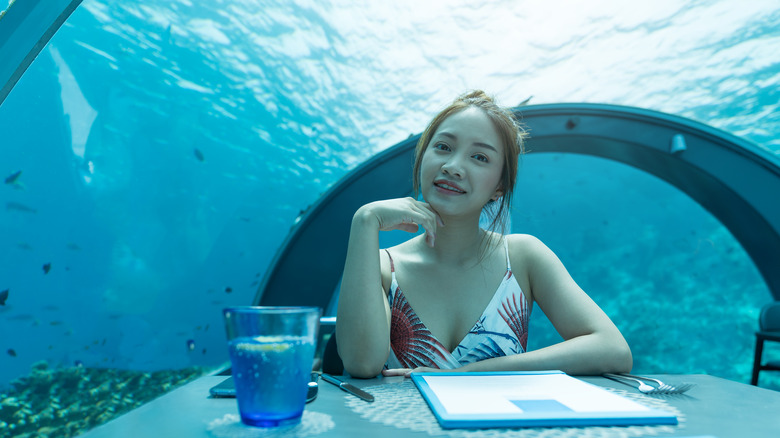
{"left": 500, "top": 234, "right": 546, "bottom": 304}
{"left": 505, "top": 233, "right": 547, "bottom": 254}
{"left": 504, "top": 233, "right": 560, "bottom": 268}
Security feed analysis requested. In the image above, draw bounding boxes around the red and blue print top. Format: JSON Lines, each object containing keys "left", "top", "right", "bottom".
{"left": 385, "top": 238, "right": 529, "bottom": 370}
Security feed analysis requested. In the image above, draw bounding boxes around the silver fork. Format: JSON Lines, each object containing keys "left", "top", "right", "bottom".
{"left": 620, "top": 373, "right": 694, "bottom": 394}
{"left": 603, "top": 373, "right": 694, "bottom": 394}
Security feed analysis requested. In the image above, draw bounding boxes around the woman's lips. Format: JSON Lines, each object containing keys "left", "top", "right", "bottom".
{"left": 433, "top": 179, "right": 466, "bottom": 194}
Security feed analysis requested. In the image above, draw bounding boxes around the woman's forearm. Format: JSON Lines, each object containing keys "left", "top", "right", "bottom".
{"left": 460, "top": 332, "right": 632, "bottom": 375}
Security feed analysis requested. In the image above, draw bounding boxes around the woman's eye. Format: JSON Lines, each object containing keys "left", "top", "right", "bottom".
{"left": 473, "top": 154, "right": 489, "bottom": 163}
{"left": 433, "top": 143, "right": 451, "bottom": 151}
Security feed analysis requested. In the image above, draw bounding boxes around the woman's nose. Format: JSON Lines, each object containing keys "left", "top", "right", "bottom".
{"left": 441, "top": 157, "right": 464, "bottom": 177}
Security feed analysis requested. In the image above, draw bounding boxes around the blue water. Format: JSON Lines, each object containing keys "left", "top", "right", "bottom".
{"left": 1, "top": 0, "right": 779, "bottom": 393}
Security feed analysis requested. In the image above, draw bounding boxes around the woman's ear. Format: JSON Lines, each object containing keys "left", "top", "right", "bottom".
{"left": 491, "top": 189, "right": 504, "bottom": 202}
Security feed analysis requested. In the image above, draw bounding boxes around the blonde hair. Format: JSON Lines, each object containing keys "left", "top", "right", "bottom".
{"left": 412, "top": 90, "right": 528, "bottom": 233}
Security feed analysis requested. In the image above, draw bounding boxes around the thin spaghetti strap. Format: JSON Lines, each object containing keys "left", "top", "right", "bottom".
{"left": 384, "top": 250, "right": 399, "bottom": 287}
{"left": 503, "top": 238, "right": 511, "bottom": 271}
{"left": 384, "top": 249, "right": 396, "bottom": 272}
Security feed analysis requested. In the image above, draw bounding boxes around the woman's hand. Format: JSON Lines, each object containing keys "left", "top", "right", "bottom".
{"left": 382, "top": 367, "right": 445, "bottom": 378}
{"left": 358, "top": 197, "right": 444, "bottom": 247}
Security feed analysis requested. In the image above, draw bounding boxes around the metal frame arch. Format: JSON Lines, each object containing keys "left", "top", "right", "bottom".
{"left": 255, "top": 104, "right": 780, "bottom": 309}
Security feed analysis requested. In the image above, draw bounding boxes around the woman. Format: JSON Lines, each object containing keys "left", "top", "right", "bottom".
{"left": 336, "top": 90, "right": 632, "bottom": 378}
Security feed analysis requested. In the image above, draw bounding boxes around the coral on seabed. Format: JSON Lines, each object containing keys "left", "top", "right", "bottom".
{"left": 0, "top": 361, "right": 206, "bottom": 438}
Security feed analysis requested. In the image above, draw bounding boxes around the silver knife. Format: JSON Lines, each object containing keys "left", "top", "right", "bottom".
{"left": 320, "top": 373, "right": 374, "bottom": 402}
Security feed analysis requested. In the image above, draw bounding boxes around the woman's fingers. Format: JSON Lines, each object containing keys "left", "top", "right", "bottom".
{"left": 395, "top": 223, "right": 420, "bottom": 233}
{"left": 371, "top": 198, "right": 442, "bottom": 246}
{"left": 382, "top": 368, "right": 412, "bottom": 377}
{"left": 382, "top": 366, "right": 440, "bottom": 378}
{"left": 410, "top": 201, "right": 443, "bottom": 247}
{"left": 422, "top": 208, "right": 443, "bottom": 247}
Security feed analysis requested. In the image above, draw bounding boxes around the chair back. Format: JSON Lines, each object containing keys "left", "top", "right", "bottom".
{"left": 759, "top": 302, "right": 780, "bottom": 331}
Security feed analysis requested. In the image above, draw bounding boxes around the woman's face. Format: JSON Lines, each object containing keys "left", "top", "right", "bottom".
{"left": 419, "top": 107, "right": 505, "bottom": 219}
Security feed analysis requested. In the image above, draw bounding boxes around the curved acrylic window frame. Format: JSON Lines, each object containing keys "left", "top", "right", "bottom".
{"left": 515, "top": 153, "right": 769, "bottom": 380}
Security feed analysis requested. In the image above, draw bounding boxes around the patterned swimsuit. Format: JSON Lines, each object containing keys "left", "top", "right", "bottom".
{"left": 385, "top": 239, "right": 530, "bottom": 369}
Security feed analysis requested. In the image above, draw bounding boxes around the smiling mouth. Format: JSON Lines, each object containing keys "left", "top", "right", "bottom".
{"left": 434, "top": 181, "right": 466, "bottom": 194}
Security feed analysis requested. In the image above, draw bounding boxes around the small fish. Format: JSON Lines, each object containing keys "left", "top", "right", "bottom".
{"left": 225, "top": 287, "right": 232, "bottom": 294}
{"left": 4, "top": 170, "right": 21, "bottom": 184}
{"left": 7, "top": 349, "right": 16, "bottom": 357}
{"left": 193, "top": 148, "right": 205, "bottom": 162}
{"left": 6, "top": 201, "right": 37, "bottom": 213}
{"left": 186, "top": 339, "right": 195, "bottom": 351}
{"left": 202, "top": 348, "right": 207, "bottom": 354}
{"left": 516, "top": 95, "right": 533, "bottom": 107}
{"left": 49, "top": 320, "right": 63, "bottom": 326}
{"left": 0, "top": 289, "right": 8, "bottom": 305}
{"left": 43, "top": 263, "right": 51, "bottom": 274}
{"left": 66, "top": 243, "right": 81, "bottom": 251}
{"left": 74, "top": 360, "right": 83, "bottom": 367}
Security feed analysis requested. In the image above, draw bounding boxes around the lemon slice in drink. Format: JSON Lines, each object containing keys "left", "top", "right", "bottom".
{"left": 234, "top": 337, "right": 293, "bottom": 353}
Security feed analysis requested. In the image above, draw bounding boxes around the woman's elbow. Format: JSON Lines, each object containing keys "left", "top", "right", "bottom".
{"left": 588, "top": 334, "right": 632, "bottom": 374}
{"left": 337, "top": 344, "right": 386, "bottom": 378}
{"left": 343, "top": 361, "right": 384, "bottom": 379}
{"left": 609, "top": 340, "right": 633, "bottom": 373}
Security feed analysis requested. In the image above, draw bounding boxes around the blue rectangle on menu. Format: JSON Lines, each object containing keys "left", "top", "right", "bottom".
{"left": 510, "top": 399, "right": 572, "bottom": 413}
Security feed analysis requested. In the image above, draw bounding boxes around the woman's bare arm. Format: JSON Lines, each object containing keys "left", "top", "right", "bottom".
{"left": 462, "top": 234, "right": 632, "bottom": 375}
{"left": 336, "top": 198, "right": 443, "bottom": 378}
{"left": 335, "top": 209, "right": 391, "bottom": 378}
